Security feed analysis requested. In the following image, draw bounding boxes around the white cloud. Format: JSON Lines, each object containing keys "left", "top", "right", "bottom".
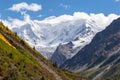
{"left": 88, "top": 13, "right": 120, "bottom": 30}
{"left": 1, "top": 12, "right": 31, "bottom": 29}
{"left": 2, "top": 18, "right": 26, "bottom": 29}
{"left": 8, "top": 2, "right": 42, "bottom": 12}
{"left": 23, "top": 13, "right": 31, "bottom": 22}
{"left": 2, "top": 12, "right": 120, "bottom": 30}
{"left": 59, "top": 3, "right": 70, "bottom": 9}
{"left": 40, "top": 12, "right": 119, "bottom": 26}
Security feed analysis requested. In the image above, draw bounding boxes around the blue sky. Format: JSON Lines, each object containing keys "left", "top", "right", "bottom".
{"left": 0, "top": 0, "right": 120, "bottom": 20}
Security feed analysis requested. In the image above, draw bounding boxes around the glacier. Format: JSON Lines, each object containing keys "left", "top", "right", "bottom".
{"left": 2, "top": 12, "right": 119, "bottom": 59}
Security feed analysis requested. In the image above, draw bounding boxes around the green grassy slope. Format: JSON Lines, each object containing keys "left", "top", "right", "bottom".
{"left": 0, "top": 39, "right": 55, "bottom": 80}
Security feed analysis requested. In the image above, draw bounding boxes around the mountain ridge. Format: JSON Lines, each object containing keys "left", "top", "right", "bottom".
{"left": 0, "top": 22, "right": 83, "bottom": 80}
{"left": 3, "top": 13, "right": 119, "bottom": 59}
{"left": 61, "top": 17, "right": 120, "bottom": 80}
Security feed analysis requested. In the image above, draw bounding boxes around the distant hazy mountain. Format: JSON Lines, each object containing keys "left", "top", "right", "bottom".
{"left": 2, "top": 12, "right": 119, "bottom": 59}
{"left": 61, "top": 18, "right": 120, "bottom": 80}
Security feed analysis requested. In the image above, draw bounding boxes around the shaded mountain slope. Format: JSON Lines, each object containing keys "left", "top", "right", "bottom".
{"left": 61, "top": 18, "right": 120, "bottom": 80}
{"left": 0, "top": 22, "right": 83, "bottom": 80}
{"left": 51, "top": 41, "right": 80, "bottom": 67}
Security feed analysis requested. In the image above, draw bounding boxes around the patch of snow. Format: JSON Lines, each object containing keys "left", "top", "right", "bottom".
{"left": 1, "top": 12, "right": 119, "bottom": 59}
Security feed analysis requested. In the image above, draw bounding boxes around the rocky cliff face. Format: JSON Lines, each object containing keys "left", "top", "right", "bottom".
{"left": 50, "top": 20, "right": 103, "bottom": 66}
{"left": 61, "top": 18, "right": 120, "bottom": 79}
{"left": 50, "top": 42, "right": 80, "bottom": 66}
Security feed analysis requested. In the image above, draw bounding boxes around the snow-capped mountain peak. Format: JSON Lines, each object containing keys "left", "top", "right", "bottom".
{"left": 2, "top": 12, "right": 119, "bottom": 59}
